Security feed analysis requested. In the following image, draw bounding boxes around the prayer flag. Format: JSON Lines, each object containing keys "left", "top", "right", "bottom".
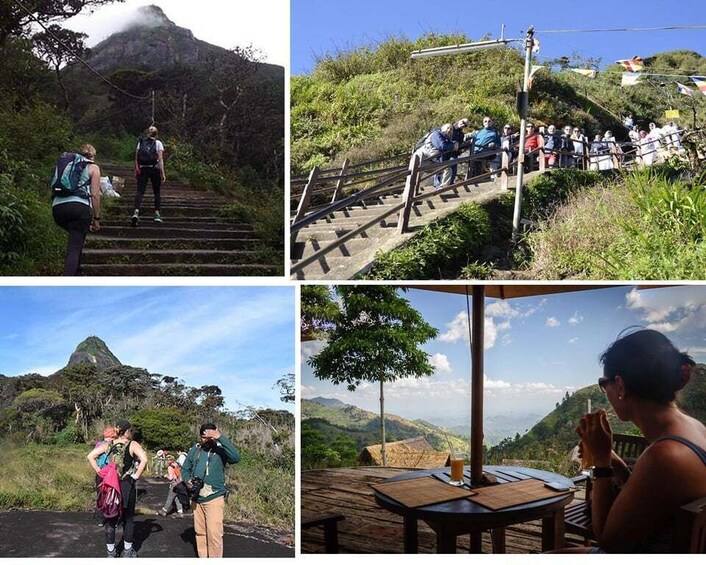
{"left": 528, "top": 65, "right": 545, "bottom": 89}
{"left": 570, "top": 68, "right": 597, "bottom": 78}
{"left": 676, "top": 82, "right": 694, "bottom": 96}
{"left": 690, "top": 76, "right": 706, "bottom": 96}
{"left": 621, "top": 72, "right": 642, "bottom": 87}
{"left": 616, "top": 57, "right": 644, "bottom": 72}
{"left": 665, "top": 109, "right": 680, "bottom": 119}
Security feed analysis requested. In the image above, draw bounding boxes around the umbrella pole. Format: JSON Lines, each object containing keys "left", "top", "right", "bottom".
{"left": 471, "top": 285, "right": 485, "bottom": 485}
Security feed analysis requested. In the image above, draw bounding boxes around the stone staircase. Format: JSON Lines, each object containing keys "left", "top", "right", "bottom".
{"left": 291, "top": 171, "right": 541, "bottom": 280}
{"left": 83, "top": 165, "right": 281, "bottom": 276}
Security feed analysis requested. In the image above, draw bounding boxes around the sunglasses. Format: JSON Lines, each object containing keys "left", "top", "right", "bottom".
{"left": 598, "top": 375, "right": 615, "bottom": 392}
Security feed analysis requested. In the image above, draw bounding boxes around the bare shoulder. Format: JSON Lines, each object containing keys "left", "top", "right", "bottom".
{"left": 89, "top": 163, "right": 101, "bottom": 176}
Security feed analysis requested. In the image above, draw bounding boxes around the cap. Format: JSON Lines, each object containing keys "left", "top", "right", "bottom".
{"left": 116, "top": 419, "right": 132, "bottom": 434}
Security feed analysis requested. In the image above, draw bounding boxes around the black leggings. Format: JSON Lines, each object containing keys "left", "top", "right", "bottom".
{"left": 105, "top": 479, "right": 136, "bottom": 545}
{"left": 134, "top": 167, "right": 162, "bottom": 211}
{"left": 52, "top": 202, "right": 92, "bottom": 276}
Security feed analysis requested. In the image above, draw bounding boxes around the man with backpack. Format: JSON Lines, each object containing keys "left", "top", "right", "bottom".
{"left": 50, "top": 144, "right": 102, "bottom": 276}
{"left": 88, "top": 419, "right": 148, "bottom": 558}
{"left": 181, "top": 423, "right": 241, "bottom": 558}
{"left": 132, "top": 126, "right": 166, "bottom": 226}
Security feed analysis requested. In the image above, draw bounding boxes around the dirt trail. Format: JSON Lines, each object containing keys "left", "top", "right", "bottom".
{"left": 0, "top": 477, "right": 293, "bottom": 558}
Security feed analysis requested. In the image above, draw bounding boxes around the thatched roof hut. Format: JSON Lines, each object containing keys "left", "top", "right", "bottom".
{"left": 358, "top": 437, "right": 451, "bottom": 468}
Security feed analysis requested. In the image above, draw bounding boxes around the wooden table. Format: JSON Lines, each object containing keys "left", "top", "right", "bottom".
{"left": 374, "top": 465, "right": 575, "bottom": 554}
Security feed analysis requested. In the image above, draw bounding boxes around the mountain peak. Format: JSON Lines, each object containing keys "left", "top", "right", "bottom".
{"left": 66, "top": 336, "right": 121, "bottom": 371}
{"left": 134, "top": 5, "right": 177, "bottom": 28}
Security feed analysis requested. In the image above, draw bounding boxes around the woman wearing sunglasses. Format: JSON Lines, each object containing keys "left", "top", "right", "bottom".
{"left": 563, "top": 328, "right": 706, "bottom": 553}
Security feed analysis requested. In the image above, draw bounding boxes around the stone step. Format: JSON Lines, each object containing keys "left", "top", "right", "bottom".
{"left": 90, "top": 226, "right": 258, "bottom": 239}
{"left": 87, "top": 237, "right": 261, "bottom": 251}
{"left": 291, "top": 235, "right": 379, "bottom": 262}
{"left": 100, "top": 219, "right": 252, "bottom": 230}
{"left": 82, "top": 248, "right": 267, "bottom": 265}
{"left": 106, "top": 206, "right": 226, "bottom": 218}
{"left": 81, "top": 263, "right": 281, "bottom": 276}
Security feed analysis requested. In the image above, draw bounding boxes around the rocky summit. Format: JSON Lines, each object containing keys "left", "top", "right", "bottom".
{"left": 65, "top": 336, "right": 122, "bottom": 371}
{"left": 84, "top": 4, "right": 227, "bottom": 73}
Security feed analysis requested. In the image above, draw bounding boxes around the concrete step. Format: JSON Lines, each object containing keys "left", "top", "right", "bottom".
{"left": 87, "top": 237, "right": 261, "bottom": 251}
{"left": 81, "top": 263, "right": 281, "bottom": 276}
{"left": 82, "top": 249, "right": 267, "bottom": 265}
{"left": 91, "top": 226, "right": 258, "bottom": 239}
{"left": 100, "top": 219, "right": 252, "bottom": 230}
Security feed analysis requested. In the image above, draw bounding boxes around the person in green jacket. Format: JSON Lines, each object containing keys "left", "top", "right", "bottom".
{"left": 181, "top": 423, "right": 240, "bottom": 558}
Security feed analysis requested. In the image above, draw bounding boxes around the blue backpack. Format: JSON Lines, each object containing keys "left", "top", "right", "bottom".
{"left": 50, "top": 153, "right": 92, "bottom": 199}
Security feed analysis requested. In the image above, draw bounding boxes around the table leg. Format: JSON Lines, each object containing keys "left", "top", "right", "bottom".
{"left": 403, "top": 515, "right": 418, "bottom": 553}
{"left": 469, "top": 531, "right": 482, "bottom": 553}
{"left": 491, "top": 528, "right": 506, "bottom": 553}
{"left": 542, "top": 509, "right": 565, "bottom": 552}
{"left": 435, "top": 527, "right": 457, "bottom": 553}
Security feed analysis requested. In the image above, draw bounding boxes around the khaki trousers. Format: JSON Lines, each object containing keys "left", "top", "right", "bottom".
{"left": 192, "top": 496, "right": 225, "bottom": 557}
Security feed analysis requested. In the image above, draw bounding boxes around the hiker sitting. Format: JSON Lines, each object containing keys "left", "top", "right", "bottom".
{"left": 87, "top": 419, "right": 147, "bottom": 558}
{"left": 439, "top": 118, "right": 468, "bottom": 187}
{"left": 158, "top": 456, "right": 185, "bottom": 517}
{"left": 51, "top": 144, "right": 102, "bottom": 276}
{"left": 552, "top": 329, "right": 706, "bottom": 554}
{"left": 543, "top": 125, "right": 561, "bottom": 168}
{"left": 132, "top": 126, "right": 166, "bottom": 226}
{"left": 523, "top": 124, "right": 543, "bottom": 172}
{"left": 471, "top": 116, "right": 501, "bottom": 178}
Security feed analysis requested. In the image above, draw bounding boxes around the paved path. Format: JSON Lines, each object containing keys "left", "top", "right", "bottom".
{"left": 0, "top": 477, "right": 293, "bottom": 558}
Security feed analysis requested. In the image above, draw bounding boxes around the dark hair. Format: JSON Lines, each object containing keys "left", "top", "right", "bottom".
{"left": 116, "top": 419, "right": 132, "bottom": 435}
{"left": 199, "top": 423, "right": 217, "bottom": 435}
{"left": 599, "top": 328, "right": 694, "bottom": 404}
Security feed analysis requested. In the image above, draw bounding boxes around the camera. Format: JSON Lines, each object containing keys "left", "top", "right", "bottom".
{"left": 188, "top": 477, "right": 204, "bottom": 501}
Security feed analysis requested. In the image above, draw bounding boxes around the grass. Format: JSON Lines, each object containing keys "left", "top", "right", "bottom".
{"left": 0, "top": 443, "right": 293, "bottom": 531}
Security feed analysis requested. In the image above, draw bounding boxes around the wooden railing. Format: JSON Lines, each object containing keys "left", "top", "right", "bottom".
{"left": 291, "top": 127, "right": 695, "bottom": 273}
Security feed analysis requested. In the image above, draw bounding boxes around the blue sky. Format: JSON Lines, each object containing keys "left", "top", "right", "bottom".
{"left": 0, "top": 286, "right": 295, "bottom": 413}
{"left": 301, "top": 285, "right": 706, "bottom": 421}
{"left": 292, "top": 0, "right": 705, "bottom": 75}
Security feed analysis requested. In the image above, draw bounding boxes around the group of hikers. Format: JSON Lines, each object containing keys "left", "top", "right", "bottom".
{"left": 414, "top": 115, "right": 687, "bottom": 189}
{"left": 50, "top": 126, "right": 166, "bottom": 276}
{"left": 87, "top": 420, "right": 240, "bottom": 558}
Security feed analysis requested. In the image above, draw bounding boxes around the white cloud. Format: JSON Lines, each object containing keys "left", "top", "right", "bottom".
{"left": 568, "top": 311, "right": 584, "bottom": 325}
{"left": 569, "top": 337, "right": 579, "bottom": 344}
{"left": 440, "top": 310, "right": 512, "bottom": 349}
{"left": 301, "top": 340, "right": 327, "bottom": 361}
{"left": 625, "top": 287, "right": 706, "bottom": 334}
{"left": 440, "top": 311, "right": 468, "bottom": 343}
{"left": 545, "top": 317, "right": 561, "bottom": 328}
{"left": 429, "top": 353, "right": 452, "bottom": 373}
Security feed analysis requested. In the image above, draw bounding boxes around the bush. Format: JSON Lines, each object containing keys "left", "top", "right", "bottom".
{"left": 365, "top": 202, "right": 491, "bottom": 279}
{"left": 130, "top": 408, "right": 194, "bottom": 451}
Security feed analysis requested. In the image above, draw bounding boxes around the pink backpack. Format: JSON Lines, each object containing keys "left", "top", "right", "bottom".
{"left": 96, "top": 462, "right": 122, "bottom": 519}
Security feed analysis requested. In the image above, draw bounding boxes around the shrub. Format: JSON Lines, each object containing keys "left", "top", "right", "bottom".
{"left": 365, "top": 202, "right": 491, "bottom": 279}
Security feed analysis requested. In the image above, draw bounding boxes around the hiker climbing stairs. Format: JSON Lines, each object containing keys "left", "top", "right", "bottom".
{"left": 83, "top": 165, "right": 280, "bottom": 276}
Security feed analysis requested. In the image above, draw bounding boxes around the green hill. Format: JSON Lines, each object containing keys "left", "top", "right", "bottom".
{"left": 302, "top": 397, "right": 468, "bottom": 453}
{"left": 292, "top": 36, "right": 706, "bottom": 174}
{"left": 488, "top": 364, "right": 706, "bottom": 465}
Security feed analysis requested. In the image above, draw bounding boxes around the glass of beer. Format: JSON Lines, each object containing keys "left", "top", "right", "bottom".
{"left": 580, "top": 440, "right": 593, "bottom": 477}
{"left": 449, "top": 452, "right": 466, "bottom": 486}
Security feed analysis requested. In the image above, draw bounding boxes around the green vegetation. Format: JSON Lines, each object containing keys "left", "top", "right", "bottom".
{"left": 293, "top": 36, "right": 706, "bottom": 175}
{"left": 526, "top": 163, "right": 706, "bottom": 279}
{"left": 365, "top": 203, "right": 491, "bottom": 280}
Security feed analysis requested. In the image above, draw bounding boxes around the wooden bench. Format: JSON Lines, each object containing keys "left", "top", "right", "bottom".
{"left": 302, "top": 513, "right": 345, "bottom": 553}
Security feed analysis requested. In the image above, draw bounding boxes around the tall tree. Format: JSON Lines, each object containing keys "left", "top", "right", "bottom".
{"left": 308, "top": 286, "right": 438, "bottom": 466}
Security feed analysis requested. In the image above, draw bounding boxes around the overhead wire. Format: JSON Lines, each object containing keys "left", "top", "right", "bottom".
{"left": 535, "top": 25, "right": 706, "bottom": 34}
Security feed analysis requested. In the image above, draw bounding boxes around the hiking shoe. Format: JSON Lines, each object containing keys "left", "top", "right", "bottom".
{"left": 131, "top": 210, "right": 139, "bottom": 227}
{"left": 122, "top": 547, "right": 138, "bottom": 558}
{"left": 176, "top": 511, "right": 184, "bottom": 518}
{"left": 157, "top": 509, "right": 168, "bottom": 516}
{"left": 154, "top": 212, "right": 163, "bottom": 223}
{"left": 107, "top": 548, "right": 118, "bottom": 558}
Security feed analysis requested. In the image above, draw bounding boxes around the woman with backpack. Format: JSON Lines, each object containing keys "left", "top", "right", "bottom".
{"left": 93, "top": 427, "right": 117, "bottom": 526}
{"left": 87, "top": 419, "right": 147, "bottom": 558}
{"left": 50, "top": 144, "right": 102, "bottom": 276}
{"left": 132, "top": 126, "right": 166, "bottom": 226}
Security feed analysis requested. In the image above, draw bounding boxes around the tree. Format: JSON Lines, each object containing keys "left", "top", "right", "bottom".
{"left": 301, "top": 285, "right": 338, "bottom": 341}
{"left": 33, "top": 25, "right": 88, "bottom": 109}
{"left": 308, "top": 286, "right": 438, "bottom": 466}
{"left": 274, "top": 373, "right": 295, "bottom": 403}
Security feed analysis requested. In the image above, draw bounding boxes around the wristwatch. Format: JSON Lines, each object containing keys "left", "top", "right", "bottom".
{"left": 591, "top": 466, "right": 614, "bottom": 479}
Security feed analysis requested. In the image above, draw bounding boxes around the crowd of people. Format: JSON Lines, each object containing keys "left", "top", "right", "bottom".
{"left": 88, "top": 420, "right": 240, "bottom": 558}
{"left": 413, "top": 115, "right": 686, "bottom": 189}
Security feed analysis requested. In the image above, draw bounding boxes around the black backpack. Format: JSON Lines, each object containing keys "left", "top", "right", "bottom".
{"left": 137, "top": 137, "right": 158, "bottom": 166}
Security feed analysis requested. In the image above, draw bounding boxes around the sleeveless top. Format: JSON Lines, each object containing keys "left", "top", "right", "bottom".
{"left": 633, "top": 435, "right": 706, "bottom": 553}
